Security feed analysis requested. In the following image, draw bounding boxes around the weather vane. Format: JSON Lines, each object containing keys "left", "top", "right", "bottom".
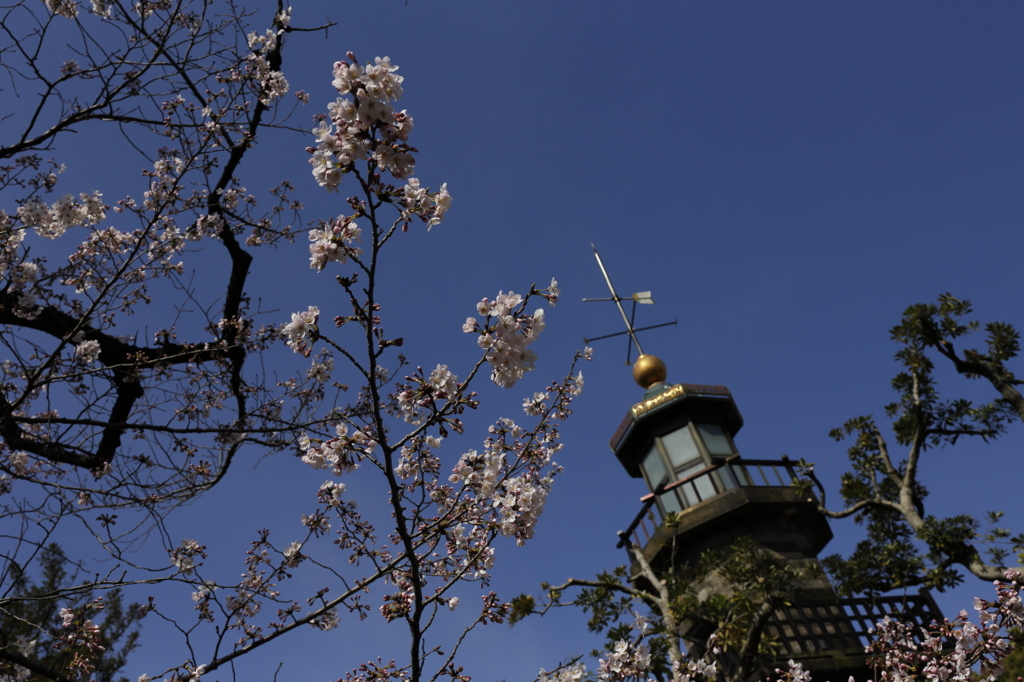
{"left": 583, "top": 245, "right": 677, "bottom": 364}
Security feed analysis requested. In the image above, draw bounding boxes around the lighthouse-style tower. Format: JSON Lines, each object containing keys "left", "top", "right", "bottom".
{"left": 584, "top": 248, "right": 941, "bottom": 681}
{"left": 610, "top": 355, "right": 943, "bottom": 681}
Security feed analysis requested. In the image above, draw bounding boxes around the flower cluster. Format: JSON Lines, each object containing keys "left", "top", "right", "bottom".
{"left": 283, "top": 306, "right": 319, "bottom": 356}
{"left": 0, "top": 637, "right": 35, "bottom": 682}
{"left": 309, "top": 55, "right": 414, "bottom": 188}
{"left": 449, "top": 448, "right": 503, "bottom": 500}
{"left": 491, "top": 473, "right": 552, "bottom": 546}
{"left": 448, "top": 415, "right": 566, "bottom": 547}
{"left": 464, "top": 288, "right": 552, "bottom": 388}
{"left": 0, "top": 212, "right": 23, "bottom": 276}
{"left": 246, "top": 20, "right": 289, "bottom": 105}
{"left": 51, "top": 599, "right": 108, "bottom": 680}
{"left": 145, "top": 154, "right": 185, "bottom": 203}
{"left": 5, "top": 448, "right": 31, "bottom": 475}
{"left": 316, "top": 480, "right": 347, "bottom": 507}
{"left": 41, "top": 0, "right": 79, "bottom": 18}
{"left": 191, "top": 580, "right": 217, "bottom": 603}
{"left": 540, "top": 612, "right": 664, "bottom": 682}
{"left": 307, "top": 351, "right": 334, "bottom": 383}
{"left": 168, "top": 539, "right": 208, "bottom": 576}
{"left": 597, "top": 639, "right": 652, "bottom": 682}
{"left": 298, "top": 424, "right": 375, "bottom": 475}
{"left": 539, "top": 663, "right": 587, "bottom": 682}
{"left": 380, "top": 580, "right": 415, "bottom": 623}
{"left": 400, "top": 178, "right": 451, "bottom": 230}
{"left": 394, "top": 436, "right": 443, "bottom": 481}
{"left": 15, "top": 191, "right": 105, "bottom": 239}
{"left": 282, "top": 541, "right": 303, "bottom": 567}
{"left": 64, "top": 226, "right": 138, "bottom": 292}
{"left": 312, "top": 607, "right": 339, "bottom": 631}
{"left": 308, "top": 216, "right": 362, "bottom": 271}
{"left": 75, "top": 340, "right": 101, "bottom": 364}
{"left": 8, "top": 262, "right": 40, "bottom": 313}
{"left": 395, "top": 364, "right": 461, "bottom": 425}
{"left": 522, "top": 391, "right": 548, "bottom": 416}
{"left": 854, "top": 571, "right": 1024, "bottom": 682}
{"left": 455, "top": 528, "right": 496, "bottom": 580}
{"left": 186, "top": 213, "right": 225, "bottom": 242}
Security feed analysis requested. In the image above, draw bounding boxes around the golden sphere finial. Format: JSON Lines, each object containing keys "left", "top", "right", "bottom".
{"left": 632, "top": 354, "right": 667, "bottom": 388}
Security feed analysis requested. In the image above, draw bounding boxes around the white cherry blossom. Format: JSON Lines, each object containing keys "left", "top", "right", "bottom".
{"left": 283, "top": 306, "right": 320, "bottom": 356}
{"left": 75, "top": 340, "right": 101, "bottom": 364}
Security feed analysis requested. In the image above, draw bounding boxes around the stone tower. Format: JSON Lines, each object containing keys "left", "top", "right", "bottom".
{"left": 610, "top": 353, "right": 942, "bottom": 681}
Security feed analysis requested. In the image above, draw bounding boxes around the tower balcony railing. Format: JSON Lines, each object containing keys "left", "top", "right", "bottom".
{"left": 699, "top": 589, "right": 943, "bottom": 678}
{"left": 766, "top": 589, "right": 943, "bottom": 658}
{"left": 618, "top": 455, "right": 801, "bottom": 551}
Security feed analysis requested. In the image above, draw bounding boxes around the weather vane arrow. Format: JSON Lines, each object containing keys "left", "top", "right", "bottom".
{"left": 582, "top": 245, "right": 676, "bottom": 364}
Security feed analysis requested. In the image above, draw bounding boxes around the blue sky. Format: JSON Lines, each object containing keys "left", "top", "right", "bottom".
{"left": 16, "top": 1, "right": 1024, "bottom": 680}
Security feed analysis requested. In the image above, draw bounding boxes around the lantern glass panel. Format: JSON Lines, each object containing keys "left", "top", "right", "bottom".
{"left": 676, "top": 458, "right": 716, "bottom": 504}
{"left": 661, "top": 426, "right": 702, "bottom": 469}
{"left": 697, "top": 423, "right": 734, "bottom": 456}
{"left": 640, "top": 445, "right": 667, "bottom": 491}
{"left": 662, "top": 488, "right": 683, "bottom": 514}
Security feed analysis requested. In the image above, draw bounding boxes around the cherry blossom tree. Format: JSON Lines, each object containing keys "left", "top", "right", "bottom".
{"left": 4, "top": 2, "right": 1024, "bottom": 682}
{"left": 0, "top": 1, "right": 585, "bottom": 680}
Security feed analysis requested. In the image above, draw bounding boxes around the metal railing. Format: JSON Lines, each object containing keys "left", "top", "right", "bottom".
{"left": 618, "top": 456, "right": 800, "bottom": 550}
{"left": 767, "top": 591, "right": 942, "bottom": 656}
{"left": 707, "top": 591, "right": 943, "bottom": 679}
